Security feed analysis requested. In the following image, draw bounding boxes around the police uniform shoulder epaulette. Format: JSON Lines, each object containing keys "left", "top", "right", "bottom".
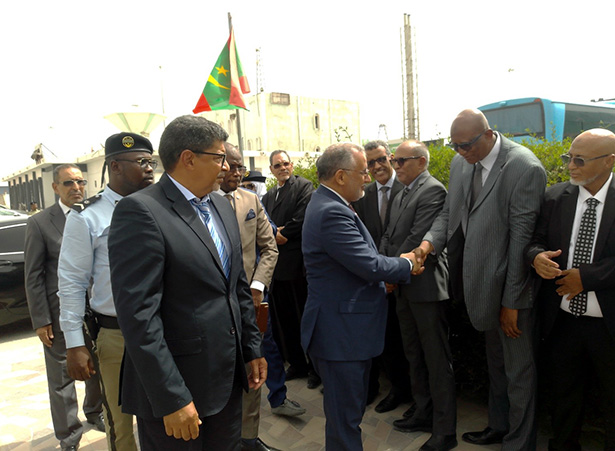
{"left": 71, "top": 193, "right": 102, "bottom": 213}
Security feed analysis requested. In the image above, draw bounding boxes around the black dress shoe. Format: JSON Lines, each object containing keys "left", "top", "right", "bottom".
{"left": 87, "top": 413, "right": 105, "bottom": 432}
{"left": 420, "top": 433, "right": 458, "bottom": 451}
{"left": 374, "top": 391, "right": 411, "bottom": 413}
{"left": 393, "top": 417, "right": 432, "bottom": 433}
{"left": 307, "top": 370, "right": 321, "bottom": 389}
{"left": 242, "top": 437, "right": 281, "bottom": 451}
{"left": 461, "top": 427, "right": 506, "bottom": 445}
{"left": 403, "top": 403, "right": 417, "bottom": 418}
{"left": 285, "top": 366, "right": 308, "bottom": 380}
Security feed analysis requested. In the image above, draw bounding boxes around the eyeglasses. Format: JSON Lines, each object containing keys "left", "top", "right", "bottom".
{"left": 61, "top": 179, "right": 88, "bottom": 187}
{"left": 342, "top": 168, "right": 370, "bottom": 176}
{"left": 448, "top": 130, "right": 486, "bottom": 152}
{"left": 242, "top": 182, "right": 256, "bottom": 191}
{"left": 229, "top": 164, "right": 247, "bottom": 174}
{"left": 390, "top": 156, "right": 421, "bottom": 167}
{"left": 560, "top": 153, "right": 613, "bottom": 167}
{"left": 191, "top": 150, "right": 226, "bottom": 166}
{"left": 272, "top": 161, "right": 291, "bottom": 170}
{"left": 115, "top": 158, "right": 158, "bottom": 169}
{"left": 367, "top": 156, "right": 390, "bottom": 168}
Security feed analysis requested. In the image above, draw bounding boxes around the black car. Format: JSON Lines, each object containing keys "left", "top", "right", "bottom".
{"left": 0, "top": 214, "right": 29, "bottom": 326}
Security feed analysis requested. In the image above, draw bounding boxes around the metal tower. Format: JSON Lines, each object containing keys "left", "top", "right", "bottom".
{"left": 401, "top": 14, "right": 420, "bottom": 140}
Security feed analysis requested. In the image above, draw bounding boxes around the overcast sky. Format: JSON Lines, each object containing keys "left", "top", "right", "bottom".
{"left": 2, "top": 0, "right": 614, "bottom": 177}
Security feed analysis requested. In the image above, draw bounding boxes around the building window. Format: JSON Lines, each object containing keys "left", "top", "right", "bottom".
{"left": 270, "top": 92, "right": 290, "bottom": 105}
{"left": 247, "top": 139, "right": 252, "bottom": 150}
{"left": 314, "top": 114, "right": 320, "bottom": 130}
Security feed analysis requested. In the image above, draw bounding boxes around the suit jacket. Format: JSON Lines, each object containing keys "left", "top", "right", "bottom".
{"left": 380, "top": 171, "right": 449, "bottom": 303}
{"left": 526, "top": 179, "right": 615, "bottom": 339}
{"left": 262, "top": 175, "right": 313, "bottom": 281}
{"left": 24, "top": 203, "right": 65, "bottom": 329}
{"left": 231, "top": 187, "right": 278, "bottom": 287}
{"left": 353, "top": 177, "right": 404, "bottom": 248}
{"left": 108, "top": 173, "right": 262, "bottom": 420}
{"left": 425, "top": 135, "right": 546, "bottom": 331}
{"left": 300, "top": 186, "right": 412, "bottom": 361}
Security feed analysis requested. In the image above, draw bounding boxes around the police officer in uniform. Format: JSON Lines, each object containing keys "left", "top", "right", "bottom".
{"left": 58, "top": 132, "right": 156, "bottom": 451}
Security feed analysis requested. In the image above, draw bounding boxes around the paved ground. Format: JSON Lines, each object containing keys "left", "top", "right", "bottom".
{"left": 0, "top": 319, "right": 605, "bottom": 450}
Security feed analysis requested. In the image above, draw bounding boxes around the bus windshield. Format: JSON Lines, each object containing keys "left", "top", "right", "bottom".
{"left": 482, "top": 103, "right": 544, "bottom": 138}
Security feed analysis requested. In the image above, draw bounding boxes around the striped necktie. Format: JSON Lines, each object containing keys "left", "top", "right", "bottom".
{"left": 191, "top": 198, "right": 230, "bottom": 278}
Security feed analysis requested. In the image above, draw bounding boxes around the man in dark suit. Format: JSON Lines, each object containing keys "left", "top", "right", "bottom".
{"left": 526, "top": 128, "right": 615, "bottom": 450}
{"left": 415, "top": 109, "right": 546, "bottom": 450}
{"left": 380, "top": 140, "right": 456, "bottom": 451}
{"left": 353, "top": 140, "right": 412, "bottom": 412}
{"left": 24, "top": 164, "right": 104, "bottom": 451}
{"left": 301, "top": 142, "right": 419, "bottom": 450}
{"left": 108, "top": 115, "right": 265, "bottom": 450}
{"left": 262, "top": 150, "right": 319, "bottom": 388}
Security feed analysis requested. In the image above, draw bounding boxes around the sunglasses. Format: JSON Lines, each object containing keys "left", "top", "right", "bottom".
{"left": 115, "top": 158, "right": 158, "bottom": 169}
{"left": 448, "top": 130, "right": 486, "bottom": 152}
{"left": 367, "top": 156, "right": 390, "bottom": 168}
{"left": 390, "top": 156, "right": 421, "bottom": 167}
{"left": 560, "top": 153, "right": 612, "bottom": 167}
{"left": 272, "top": 161, "right": 291, "bottom": 170}
{"left": 242, "top": 182, "right": 256, "bottom": 191}
{"left": 61, "top": 179, "right": 88, "bottom": 187}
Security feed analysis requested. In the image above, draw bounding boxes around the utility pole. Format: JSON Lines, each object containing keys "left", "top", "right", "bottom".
{"left": 401, "top": 14, "right": 420, "bottom": 140}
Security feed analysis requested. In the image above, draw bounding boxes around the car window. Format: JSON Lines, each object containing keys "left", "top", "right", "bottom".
{"left": 0, "top": 222, "right": 27, "bottom": 255}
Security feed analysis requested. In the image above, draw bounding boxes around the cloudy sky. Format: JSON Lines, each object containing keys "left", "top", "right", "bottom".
{"left": 2, "top": 0, "right": 614, "bottom": 176}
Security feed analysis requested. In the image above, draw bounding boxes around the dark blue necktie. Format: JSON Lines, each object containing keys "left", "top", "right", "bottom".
{"left": 191, "top": 198, "right": 230, "bottom": 278}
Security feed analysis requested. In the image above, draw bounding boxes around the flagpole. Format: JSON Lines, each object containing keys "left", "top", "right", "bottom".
{"left": 228, "top": 12, "right": 245, "bottom": 158}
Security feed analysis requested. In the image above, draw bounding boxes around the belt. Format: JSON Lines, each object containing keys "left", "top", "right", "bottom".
{"left": 95, "top": 313, "right": 120, "bottom": 329}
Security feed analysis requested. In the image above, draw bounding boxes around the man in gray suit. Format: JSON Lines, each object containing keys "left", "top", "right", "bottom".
{"left": 415, "top": 109, "right": 546, "bottom": 450}
{"left": 24, "top": 164, "right": 104, "bottom": 451}
{"left": 380, "top": 140, "right": 456, "bottom": 451}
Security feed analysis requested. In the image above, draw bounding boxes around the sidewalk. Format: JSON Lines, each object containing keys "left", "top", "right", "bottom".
{"left": 0, "top": 319, "right": 604, "bottom": 450}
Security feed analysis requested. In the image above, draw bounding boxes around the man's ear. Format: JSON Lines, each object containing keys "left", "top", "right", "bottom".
{"left": 179, "top": 150, "right": 196, "bottom": 170}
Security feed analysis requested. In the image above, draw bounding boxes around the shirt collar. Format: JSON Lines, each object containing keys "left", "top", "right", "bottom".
{"left": 102, "top": 185, "right": 124, "bottom": 204}
{"left": 321, "top": 183, "right": 351, "bottom": 206}
{"left": 167, "top": 174, "right": 210, "bottom": 202}
{"left": 58, "top": 199, "right": 72, "bottom": 215}
{"left": 479, "top": 131, "right": 501, "bottom": 172}
{"left": 578, "top": 173, "right": 612, "bottom": 205}
{"left": 375, "top": 172, "right": 396, "bottom": 190}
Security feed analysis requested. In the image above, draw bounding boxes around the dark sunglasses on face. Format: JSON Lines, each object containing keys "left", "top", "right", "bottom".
{"left": 560, "top": 153, "right": 612, "bottom": 167}
{"left": 448, "top": 130, "right": 486, "bottom": 152}
{"left": 390, "top": 156, "right": 421, "bottom": 167}
{"left": 114, "top": 158, "right": 158, "bottom": 169}
{"left": 367, "top": 156, "right": 389, "bottom": 168}
{"left": 61, "top": 179, "right": 88, "bottom": 187}
{"left": 272, "top": 161, "right": 291, "bottom": 170}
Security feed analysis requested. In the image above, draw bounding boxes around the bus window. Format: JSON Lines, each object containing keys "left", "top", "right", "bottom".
{"left": 482, "top": 103, "right": 545, "bottom": 138}
{"left": 563, "top": 104, "right": 615, "bottom": 139}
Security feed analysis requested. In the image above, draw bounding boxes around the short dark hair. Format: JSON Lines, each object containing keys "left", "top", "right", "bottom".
{"left": 159, "top": 115, "right": 228, "bottom": 171}
{"left": 53, "top": 164, "right": 81, "bottom": 184}
{"left": 269, "top": 150, "right": 290, "bottom": 166}
{"left": 364, "top": 140, "right": 390, "bottom": 155}
{"left": 317, "top": 143, "right": 364, "bottom": 181}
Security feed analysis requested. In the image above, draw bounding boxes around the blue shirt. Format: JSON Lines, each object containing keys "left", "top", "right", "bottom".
{"left": 58, "top": 186, "right": 123, "bottom": 349}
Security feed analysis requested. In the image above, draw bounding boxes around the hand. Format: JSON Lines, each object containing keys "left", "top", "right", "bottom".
{"left": 555, "top": 268, "right": 584, "bottom": 299}
{"left": 385, "top": 283, "right": 397, "bottom": 293}
{"left": 163, "top": 401, "right": 201, "bottom": 441}
{"left": 275, "top": 230, "right": 288, "bottom": 245}
{"left": 414, "top": 241, "right": 434, "bottom": 267}
{"left": 66, "top": 346, "right": 96, "bottom": 380}
{"left": 247, "top": 357, "right": 267, "bottom": 390}
{"left": 533, "top": 249, "right": 563, "bottom": 279}
{"left": 36, "top": 324, "right": 54, "bottom": 348}
{"left": 399, "top": 251, "right": 424, "bottom": 275}
{"left": 250, "top": 288, "right": 263, "bottom": 308}
{"left": 500, "top": 306, "right": 522, "bottom": 339}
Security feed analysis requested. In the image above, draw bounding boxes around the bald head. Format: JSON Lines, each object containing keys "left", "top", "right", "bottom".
{"left": 450, "top": 108, "right": 495, "bottom": 164}
{"left": 567, "top": 128, "right": 615, "bottom": 195}
{"left": 223, "top": 142, "right": 241, "bottom": 161}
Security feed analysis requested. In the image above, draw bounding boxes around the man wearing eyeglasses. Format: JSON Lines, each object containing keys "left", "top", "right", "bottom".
{"left": 107, "top": 116, "right": 265, "bottom": 450}
{"left": 379, "top": 140, "right": 456, "bottom": 451}
{"left": 58, "top": 132, "right": 156, "bottom": 451}
{"left": 25, "top": 164, "right": 105, "bottom": 451}
{"left": 414, "top": 109, "right": 547, "bottom": 450}
{"left": 262, "top": 150, "right": 320, "bottom": 389}
{"left": 352, "top": 140, "right": 412, "bottom": 413}
{"left": 526, "top": 128, "right": 615, "bottom": 450}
